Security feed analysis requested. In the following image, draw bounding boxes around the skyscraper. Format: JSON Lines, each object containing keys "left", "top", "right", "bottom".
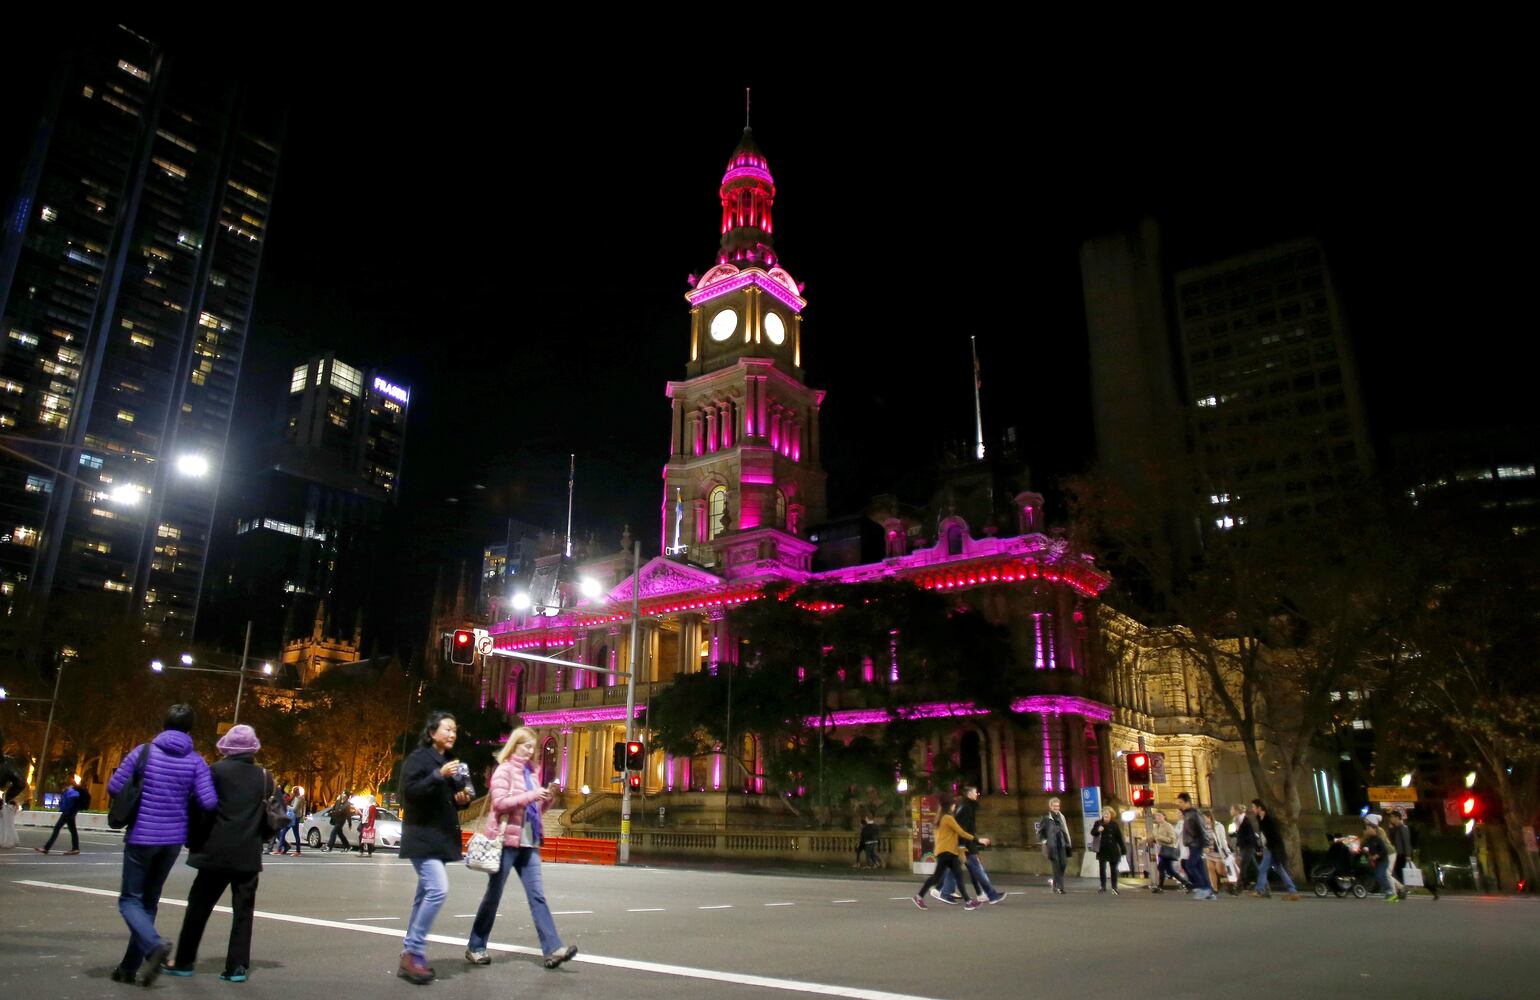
{"left": 0, "top": 26, "right": 282, "bottom": 636}
{"left": 199, "top": 355, "right": 409, "bottom": 658}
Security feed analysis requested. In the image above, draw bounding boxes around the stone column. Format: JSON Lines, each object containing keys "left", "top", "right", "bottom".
{"left": 705, "top": 406, "right": 718, "bottom": 453}
{"left": 670, "top": 397, "right": 683, "bottom": 457}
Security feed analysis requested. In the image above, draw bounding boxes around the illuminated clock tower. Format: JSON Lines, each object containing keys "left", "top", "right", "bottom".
{"left": 662, "top": 127, "right": 827, "bottom": 576}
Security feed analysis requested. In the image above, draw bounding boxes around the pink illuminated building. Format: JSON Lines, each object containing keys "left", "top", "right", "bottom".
{"left": 484, "top": 127, "right": 1261, "bottom": 846}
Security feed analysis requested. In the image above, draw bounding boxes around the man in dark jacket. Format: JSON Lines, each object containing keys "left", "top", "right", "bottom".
{"left": 397, "top": 711, "right": 472, "bottom": 984}
{"left": 106, "top": 704, "right": 218, "bottom": 985}
{"left": 1388, "top": 810, "right": 1431, "bottom": 899}
{"left": 1037, "top": 797, "right": 1073, "bottom": 895}
{"left": 1232, "top": 803, "right": 1262, "bottom": 887}
{"left": 37, "top": 781, "right": 84, "bottom": 854}
{"left": 163, "top": 725, "right": 271, "bottom": 982}
{"left": 937, "top": 786, "right": 1005, "bottom": 904}
{"left": 1252, "top": 799, "right": 1301, "bottom": 900}
{"left": 1177, "top": 793, "right": 1214, "bottom": 899}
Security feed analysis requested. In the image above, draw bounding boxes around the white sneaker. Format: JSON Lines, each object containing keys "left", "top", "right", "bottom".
{"left": 928, "top": 888, "right": 958, "bottom": 905}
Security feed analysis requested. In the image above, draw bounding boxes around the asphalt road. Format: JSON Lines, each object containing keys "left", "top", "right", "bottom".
{"left": 2, "top": 826, "right": 1537, "bottom": 1000}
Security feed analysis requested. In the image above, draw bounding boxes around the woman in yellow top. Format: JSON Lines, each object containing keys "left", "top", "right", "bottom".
{"left": 913, "top": 798, "right": 992, "bottom": 910}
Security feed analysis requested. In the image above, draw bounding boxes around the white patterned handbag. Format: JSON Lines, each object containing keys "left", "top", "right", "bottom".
{"left": 464, "top": 821, "right": 507, "bottom": 874}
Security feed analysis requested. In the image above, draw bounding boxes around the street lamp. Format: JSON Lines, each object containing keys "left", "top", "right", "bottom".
{"left": 175, "top": 454, "right": 210, "bottom": 478}
{"left": 148, "top": 621, "right": 271, "bottom": 724}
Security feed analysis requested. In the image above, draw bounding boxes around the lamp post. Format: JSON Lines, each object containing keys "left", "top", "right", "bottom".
{"left": 150, "top": 627, "right": 273, "bottom": 726}
{"left": 619, "top": 543, "right": 640, "bottom": 864}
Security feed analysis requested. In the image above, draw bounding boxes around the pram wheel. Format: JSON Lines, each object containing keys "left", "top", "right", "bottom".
{"left": 1351, "top": 884, "right": 1368, "bottom": 899}
{"left": 1313, "top": 882, "right": 1329, "bottom": 897}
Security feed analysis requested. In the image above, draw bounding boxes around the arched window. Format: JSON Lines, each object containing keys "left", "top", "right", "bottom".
{"left": 708, "top": 486, "right": 728, "bottom": 539}
{"left": 774, "top": 489, "right": 786, "bottom": 528}
{"left": 946, "top": 523, "right": 964, "bottom": 555}
{"left": 540, "top": 737, "right": 559, "bottom": 787}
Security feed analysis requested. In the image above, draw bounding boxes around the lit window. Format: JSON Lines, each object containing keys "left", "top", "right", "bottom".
{"left": 25, "top": 476, "right": 52, "bottom": 494}
{"left": 157, "top": 524, "right": 181, "bottom": 539}
{"left": 40, "top": 205, "right": 57, "bottom": 223}
{"left": 81, "top": 85, "right": 94, "bottom": 98}
{"left": 152, "top": 158, "right": 187, "bottom": 180}
{"left": 130, "top": 332, "right": 155, "bottom": 348}
{"left": 117, "top": 409, "right": 135, "bottom": 424}
{"left": 708, "top": 486, "right": 728, "bottom": 540}
{"left": 210, "top": 272, "right": 227, "bottom": 287}
{"left": 9, "top": 526, "right": 39, "bottom": 547}
{"left": 329, "top": 360, "right": 362, "bottom": 395}
{"left": 117, "top": 59, "right": 150, "bottom": 81}
{"left": 190, "top": 371, "right": 206, "bottom": 386}
{"left": 1497, "top": 464, "right": 1536, "bottom": 479}
{"left": 290, "top": 365, "right": 308, "bottom": 393}
{"left": 1215, "top": 516, "right": 1235, "bottom": 530}
{"left": 103, "top": 579, "right": 130, "bottom": 592}
{"left": 9, "top": 330, "right": 40, "bottom": 347}
{"left": 1196, "top": 395, "right": 1218, "bottom": 407}
{"left": 1, "top": 380, "right": 22, "bottom": 394}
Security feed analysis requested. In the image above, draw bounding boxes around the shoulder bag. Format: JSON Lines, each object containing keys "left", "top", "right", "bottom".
{"left": 261, "top": 770, "right": 289, "bottom": 837}
{"left": 107, "top": 744, "right": 151, "bottom": 830}
{"left": 465, "top": 820, "right": 508, "bottom": 874}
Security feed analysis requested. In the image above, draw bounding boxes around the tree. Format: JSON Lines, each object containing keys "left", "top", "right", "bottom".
{"left": 647, "top": 579, "right": 1017, "bottom": 823}
{"left": 1065, "top": 462, "right": 1411, "bottom": 876}
{"left": 1393, "top": 491, "right": 1540, "bottom": 888}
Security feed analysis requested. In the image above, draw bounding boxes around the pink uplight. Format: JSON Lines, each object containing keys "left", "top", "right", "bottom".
{"left": 522, "top": 705, "right": 646, "bottom": 727}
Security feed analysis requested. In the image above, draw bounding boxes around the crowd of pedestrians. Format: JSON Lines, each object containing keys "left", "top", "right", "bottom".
{"left": 80, "top": 704, "right": 581, "bottom": 986}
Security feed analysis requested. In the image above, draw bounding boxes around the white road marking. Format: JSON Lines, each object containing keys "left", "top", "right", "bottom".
{"left": 15, "top": 880, "right": 942, "bottom": 1000}
{"left": 832, "top": 899, "right": 858, "bottom": 903}
{"left": 698, "top": 904, "right": 732, "bottom": 909}
{"left": 765, "top": 902, "right": 795, "bottom": 906}
{"left": 627, "top": 907, "right": 665, "bottom": 912}
{"left": 345, "top": 916, "right": 398, "bottom": 922}
{"left": 553, "top": 910, "right": 594, "bottom": 915}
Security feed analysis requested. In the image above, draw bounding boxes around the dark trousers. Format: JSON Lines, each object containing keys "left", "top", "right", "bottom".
{"left": 1098, "top": 858, "right": 1120, "bottom": 890}
{"left": 1183, "top": 851, "right": 1212, "bottom": 893}
{"left": 1156, "top": 853, "right": 1187, "bottom": 887}
{"left": 43, "top": 812, "right": 79, "bottom": 852}
{"left": 919, "top": 852, "right": 972, "bottom": 902}
{"left": 118, "top": 843, "right": 181, "bottom": 973}
{"left": 175, "top": 868, "right": 259, "bottom": 973}
{"left": 1048, "top": 851, "right": 1068, "bottom": 891}
{"left": 327, "top": 824, "right": 351, "bottom": 850}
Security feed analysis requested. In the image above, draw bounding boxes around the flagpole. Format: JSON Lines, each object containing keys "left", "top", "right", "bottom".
{"left": 971, "top": 335, "right": 986, "bottom": 461}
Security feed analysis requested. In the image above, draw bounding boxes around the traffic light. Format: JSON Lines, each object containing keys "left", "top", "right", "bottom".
{"left": 1130, "top": 787, "right": 1155, "bottom": 807}
{"left": 1460, "top": 794, "right": 1478, "bottom": 819}
{"left": 449, "top": 629, "right": 476, "bottom": 666}
{"left": 612, "top": 742, "right": 626, "bottom": 771}
{"left": 1126, "top": 751, "right": 1150, "bottom": 785}
{"left": 628, "top": 773, "right": 642, "bottom": 790}
{"left": 625, "top": 741, "right": 645, "bottom": 770}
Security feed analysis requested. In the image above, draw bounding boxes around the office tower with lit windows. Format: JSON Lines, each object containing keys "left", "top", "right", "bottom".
{"left": 0, "top": 25, "right": 282, "bottom": 636}
{"left": 199, "top": 354, "right": 409, "bottom": 659}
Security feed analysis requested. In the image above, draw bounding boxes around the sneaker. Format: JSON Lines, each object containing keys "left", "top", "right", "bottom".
{"left": 220, "top": 968, "right": 248, "bottom": 983}
{"left": 928, "top": 888, "right": 958, "bottom": 905}
{"left": 110, "top": 967, "right": 134, "bottom": 984}
{"left": 1285, "top": 892, "right": 1301, "bottom": 901}
{"left": 542, "top": 945, "right": 578, "bottom": 969}
{"left": 912, "top": 894, "right": 928, "bottom": 910}
{"left": 465, "top": 949, "right": 491, "bottom": 966}
{"left": 137, "top": 942, "right": 172, "bottom": 987}
{"left": 1384, "top": 893, "right": 1401, "bottom": 903}
{"left": 397, "top": 953, "right": 434, "bottom": 985}
{"left": 1110, "top": 888, "right": 1119, "bottom": 896}
{"left": 64, "top": 849, "right": 80, "bottom": 855}
{"left": 32, "top": 847, "right": 48, "bottom": 854}
{"left": 987, "top": 893, "right": 1006, "bottom": 904}
{"left": 163, "top": 966, "right": 195, "bottom": 977}
{"left": 1151, "top": 886, "right": 1163, "bottom": 894}
{"left": 288, "top": 851, "right": 301, "bottom": 857}
{"left": 1397, "top": 887, "right": 1409, "bottom": 900}
{"left": 1097, "top": 887, "right": 1106, "bottom": 894}
{"left": 963, "top": 899, "right": 983, "bottom": 910}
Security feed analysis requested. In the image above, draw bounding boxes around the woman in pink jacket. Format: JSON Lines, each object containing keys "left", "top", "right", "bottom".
{"left": 464, "top": 727, "right": 578, "bottom": 970}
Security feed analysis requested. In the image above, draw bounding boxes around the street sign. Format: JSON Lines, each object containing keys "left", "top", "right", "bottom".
{"left": 217, "top": 722, "right": 234, "bottom": 735}
{"left": 1079, "top": 787, "right": 1102, "bottom": 879}
{"left": 1148, "top": 751, "right": 1167, "bottom": 784}
{"left": 1368, "top": 785, "right": 1418, "bottom": 804}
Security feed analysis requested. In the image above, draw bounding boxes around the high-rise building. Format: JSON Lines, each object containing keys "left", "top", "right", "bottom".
{"left": 0, "top": 26, "right": 282, "bottom": 636}
{"left": 199, "top": 355, "right": 409, "bottom": 658}
{"left": 1083, "top": 226, "right": 1373, "bottom": 534}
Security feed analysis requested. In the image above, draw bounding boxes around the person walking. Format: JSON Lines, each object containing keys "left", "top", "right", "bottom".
{"left": 1150, "top": 812, "right": 1188, "bottom": 893}
{"left": 1370, "top": 813, "right": 1406, "bottom": 899}
{"left": 1232, "top": 802, "right": 1262, "bottom": 889}
{"left": 1251, "top": 799, "right": 1302, "bottom": 900}
{"left": 1036, "top": 796, "right": 1074, "bottom": 895}
{"left": 1361, "top": 818, "right": 1398, "bottom": 902}
{"left": 1201, "top": 810, "right": 1233, "bottom": 896}
{"left": 464, "top": 726, "right": 579, "bottom": 970}
{"left": 0, "top": 739, "right": 25, "bottom": 850}
{"left": 857, "top": 815, "right": 881, "bottom": 869}
{"left": 106, "top": 704, "right": 218, "bottom": 986}
{"left": 37, "top": 780, "right": 84, "bottom": 855}
{"left": 397, "top": 711, "right": 473, "bottom": 984}
{"left": 161, "top": 725, "right": 273, "bottom": 982}
{"left": 1177, "top": 793, "right": 1215, "bottom": 900}
{"left": 913, "top": 797, "right": 991, "bottom": 909}
{"left": 936, "top": 786, "right": 1005, "bottom": 904}
{"left": 324, "top": 793, "right": 354, "bottom": 853}
{"left": 359, "top": 795, "right": 378, "bottom": 856}
{"left": 1091, "top": 806, "right": 1125, "bottom": 894}
{"left": 1389, "top": 809, "right": 1435, "bottom": 899}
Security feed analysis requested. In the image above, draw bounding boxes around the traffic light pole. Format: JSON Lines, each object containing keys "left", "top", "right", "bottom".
{"left": 620, "top": 544, "right": 640, "bottom": 864}
{"left": 1138, "top": 735, "right": 1153, "bottom": 879}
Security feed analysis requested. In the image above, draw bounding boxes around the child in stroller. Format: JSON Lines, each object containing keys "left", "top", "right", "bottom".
{"left": 1311, "top": 836, "right": 1375, "bottom": 897}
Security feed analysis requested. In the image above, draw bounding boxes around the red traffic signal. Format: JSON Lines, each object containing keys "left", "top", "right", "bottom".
{"left": 625, "top": 741, "right": 645, "bottom": 770}
{"left": 449, "top": 629, "right": 476, "bottom": 666}
{"left": 1126, "top": 751, "right": 1151, "bottom": 786}
{"left": 628, "top": 773, "right": 642, "bottom": 790}
{"left": 1130, "top": 787, "right": 1155, "bottom": 807}
{"left": 1460, "top": 794, "right": 1477, "bottom": 818}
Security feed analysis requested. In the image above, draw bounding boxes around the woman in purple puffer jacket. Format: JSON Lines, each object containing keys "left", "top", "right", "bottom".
{"left": 106, "top": 704, "right": 217, "bottom": 986}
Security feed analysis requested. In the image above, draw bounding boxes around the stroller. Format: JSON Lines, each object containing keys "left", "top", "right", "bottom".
{"left": 1310, "top": 839, "right": 1374, "bottom": 897}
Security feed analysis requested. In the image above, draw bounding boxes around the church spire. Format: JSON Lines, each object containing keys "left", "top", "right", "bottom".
{"left": 717, "top": 124, "right": 777, "bottom": 269}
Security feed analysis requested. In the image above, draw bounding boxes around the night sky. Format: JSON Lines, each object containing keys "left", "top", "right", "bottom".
{"left": 1, "top": 22, "right": 1523, "bottom": 651}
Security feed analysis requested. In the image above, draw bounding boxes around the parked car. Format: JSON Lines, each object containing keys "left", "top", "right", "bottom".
{"left": 301, "top": 800, "right": 402, "bottom": 850}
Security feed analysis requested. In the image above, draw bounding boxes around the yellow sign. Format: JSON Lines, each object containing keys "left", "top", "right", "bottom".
{"left": 216, "top": 722, "right": 235, "bottom": 736}
{"left": 1368, "top": 785, "right": 1418, "bottom": 803}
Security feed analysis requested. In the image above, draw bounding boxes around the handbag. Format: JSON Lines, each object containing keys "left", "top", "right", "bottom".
{"left": 260, "top": 771, "right": 289, "bottom": 837}
{"left": 108, "top": 744, "right": 151, "bottom": 830}
{"left": 1089, "top": 834, "right": 1102, "bottom": 855}
{"left": 1402, "top": 863, "right": 1425, "bottom": 887}
{"left": 1159, "top": 844, "right": 1179, "bottom": 861}
{"left": 465, "top": 820, "right": 508, "bottom": 874}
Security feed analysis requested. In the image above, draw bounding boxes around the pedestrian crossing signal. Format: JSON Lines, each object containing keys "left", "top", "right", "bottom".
{"left": 628, "top": 773, "right": 642, "bottom": 790}
{"left": 625, "top": 741, "right": 645, "bottom": 770}
{"left": 449, "top": 629, "right": 475, "bottom": 666}
{"left": 612, "top": 742, "right": 626, "bottom": 771}
{"left": 1126, "top": 752, "right": 1151, "bottom": 785}
{"left": 1130, "top": 787, "right": 1155, "bottom": 807}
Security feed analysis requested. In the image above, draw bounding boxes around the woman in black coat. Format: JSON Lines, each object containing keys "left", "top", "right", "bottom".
{"left": 164, "top": 725, "right": 272, "bottom": 982}
{"left": 396, "top": 711, "right": 473, "bottom": 985}
{"left": 1091, "top": 806, "right": 1127, "bottom": 895}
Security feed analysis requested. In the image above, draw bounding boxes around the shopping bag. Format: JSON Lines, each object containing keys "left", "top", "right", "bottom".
{"left": 1402, "top": 864, "right": 1424, "bottom": 887}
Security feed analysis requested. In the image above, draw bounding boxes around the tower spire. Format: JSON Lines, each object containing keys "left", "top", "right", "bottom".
{"left": 717, "top": 123, "right": 776, "bottom": 268}
{"left": 971, "top": 336, "right": 986, "bottom": 461}
{"left": 745, "top": 86, "right": 751, "bottom": 128}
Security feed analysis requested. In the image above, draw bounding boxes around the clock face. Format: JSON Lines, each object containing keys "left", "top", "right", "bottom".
{"left": 709, "top": 308, "right": 738, "bottom": 342}
{"left": 764, "top": 311, "right": 786, "bottom": 346}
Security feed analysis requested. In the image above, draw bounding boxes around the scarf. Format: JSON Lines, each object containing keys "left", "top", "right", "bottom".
{"left": 522, "top": 761, "right": 543, "bottom": 847}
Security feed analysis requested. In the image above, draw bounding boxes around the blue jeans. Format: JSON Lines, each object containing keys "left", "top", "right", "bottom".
{"left": 468, "top": 846, "right": 563, "bottom": 955}
{"left": 939, "top": 852, "right": 1000, "bottom": 900}
{"left": 1182, "top": 851, "right": 1212, "bottom": 896}
{"left": 118, "top": 843, "right": 181, "bottom": 971}
{"left": 1371, "top": 855, "right": 1392, "bottom": 895}
{"left": 1255, "top": 849, "right": 1297, "bottom": 893}
{"left": 403, "top": 858, "right": 449, "bottom": 958}
{"left": 279, "top": 817, "right": 301, "bottom": 851}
